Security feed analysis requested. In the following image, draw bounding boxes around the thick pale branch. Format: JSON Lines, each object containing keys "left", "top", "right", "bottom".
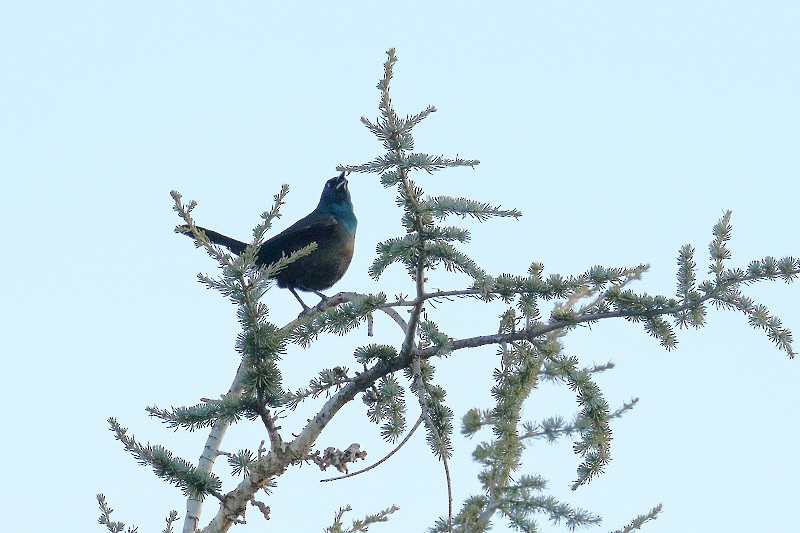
{"left": 183, "top": 365, "right": 247, "bottom": 533}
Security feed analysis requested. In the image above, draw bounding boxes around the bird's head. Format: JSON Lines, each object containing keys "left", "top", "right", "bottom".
{"left": 318, "top": 171, "right": 352, "bottom": 209}
{"left": 316, "top": 171, "right": 357, "bottom": 234}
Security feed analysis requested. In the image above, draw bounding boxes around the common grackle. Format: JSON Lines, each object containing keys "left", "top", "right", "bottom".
{"left": 179, "top": 171, "right": 356, "bottom": 310}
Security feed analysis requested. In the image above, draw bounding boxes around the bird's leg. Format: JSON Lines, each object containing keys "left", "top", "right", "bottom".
{"left": 312, "top": 290, "right": 330, "bottom": 312}
{"left": 288, "top": 287, "right": 311, "bottom": 312}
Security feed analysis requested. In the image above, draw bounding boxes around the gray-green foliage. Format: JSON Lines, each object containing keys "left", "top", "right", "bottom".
{"left": 99, "top": 49, "right": 798, "bottom": 533}
{"left": 107, "top": 418, "right": 222, "bottom": 500}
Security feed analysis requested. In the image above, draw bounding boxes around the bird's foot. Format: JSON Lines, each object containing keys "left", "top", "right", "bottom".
{"left": 294, "top": 292, "right": 332, "bottom": 318}
{"left": 312, "top": 291, "right": 331, "bottom": 312}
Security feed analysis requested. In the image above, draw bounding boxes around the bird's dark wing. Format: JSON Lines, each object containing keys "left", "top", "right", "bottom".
{"left": 280, "top": 211, "right": 340, "bottom": 237}
{"left": 256, "top": 212, "right": 340, "bottom": 265}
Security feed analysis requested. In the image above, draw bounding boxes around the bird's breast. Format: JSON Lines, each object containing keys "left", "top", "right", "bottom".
{"left": 273, "top": 224, "right": 355, "bottom": 291}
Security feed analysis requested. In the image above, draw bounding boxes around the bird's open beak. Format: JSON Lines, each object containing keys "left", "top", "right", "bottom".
{"left": 335, "top": 171, "right": 348, "bottom": 189}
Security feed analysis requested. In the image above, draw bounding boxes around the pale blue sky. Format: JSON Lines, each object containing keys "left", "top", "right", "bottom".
{"left": 2, "top": 3, "right": 798, "bottom": 532}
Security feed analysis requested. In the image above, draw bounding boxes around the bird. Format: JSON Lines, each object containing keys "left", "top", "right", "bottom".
{"left": 179, "top": 171, "right": 356, "bottom": 311}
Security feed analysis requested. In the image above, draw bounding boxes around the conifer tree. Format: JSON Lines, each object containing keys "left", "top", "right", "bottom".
{"left": 99, "top": 49, "right": 798, "bottom": 533}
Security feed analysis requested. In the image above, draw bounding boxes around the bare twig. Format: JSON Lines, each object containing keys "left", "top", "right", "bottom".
{"left": 322, "top": 415, "right": 424, "bottom": 482}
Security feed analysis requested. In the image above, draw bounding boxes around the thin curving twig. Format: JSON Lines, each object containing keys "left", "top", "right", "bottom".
{"left": 321, "top": 414, "right": 424, "bottom": 482}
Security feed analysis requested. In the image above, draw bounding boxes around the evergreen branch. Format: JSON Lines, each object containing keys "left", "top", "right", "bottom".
{"left": 471, "top": 333, "right": 614, "bottom": 495}
{"left": 421, "top": 225, "right": 472, "bottom": 243}
{"left": 610, "top": 504, "right": 663, "bottom": 533}
{"left": 502, "top": 510, "right": 537, "bottom": 532}
{"left": 378, "top": 49, "right": 399, "bottom": 128}
{"left": 162, "top": 510, "right": 180, "bottom": 533}
{"left": 108, "top": 418, "right": 223, "bottom": 501}
{"left": 414, "top": 260, "right": 800, "bottom": 359}
{"left": 430, "top": 495, "right": 491, "bottom": 532}
{"left": 252, "top": 183, "right": 290, "bottom": 242}
{"left": 290, "top": 293, "right": 388, "bottom": 347}
{"left": 500, "top": 493, "right": 602, "bottom": 531}
{"left": 404, "top": 152, "right": 480, "bottom": 172}
{"left": 519, "top": 399, "right": 638, "bottom": 444}
{"left": 327, "top": 506, "right": 351, "bottom": 533}
{"left": 709, "top": 210, "right": 733, "bottom": 279}
{"left": 460, "top": 408, "right": 486, "bottom": 437}
{"left": 468, "top": 340, "right": 544, "bottom": 530}
{"left": 358, "top": 106, "right": 437, "bottom": 152}
{"left": 146, "top": 394, "right": 260, "bottom": 432}
{"left": 424, "top": 241, "right": 488, "bottom": 280}
{"left": 426, "top": 195, "right": 521, "bottom": 221}
{"left": 97, "top": 494, "right": 138, "bottom": 533}
{"left": 404, "top": 106, "right": 438, "bottom": 130}
{"left": 776, "top": 256, "right": 800, "bottom": 282}
{"left": 737, "top": 300, "right": 794, "bottom": 354}
{"left": 676, "top": 244, "right": 697, "bottom": 301}
{"left": 370, "top": 235, "right": 421, "bottom": 280}
{"left": 465, "top": 397, "right": 635, "bottom": 444}
{"left": 363, "top": 375, "right": 407, "bottom": 443}
{"left": 324, "top": 504, "right": 400, "bottom": 533}
{"left": 343, "top": 153, "right": 479, "bottom": 175}
{"left": 171, "top": 190, "right": 228, "bottom": 265}
{"left": 418, "top": 320, "right": 454, "bottom": 357}
{"left": 407, "top": 360, "right": 454, "bottom": 459}
{"left": 412, "top": 356, "right": 455, "bottom": 531}
{"left": 375, "top": 264, "right": 645, "bottom": 308}
{"left": 347, "top": 153, "right": 409, "bottom": 175}
{"left": 546, "top": 354, "right": 612, "bottom": 490}
{"left": 642, "top": 315, "right": 677, "bottom": 350}
{"left": 354, "top": 343, "right": 399, "bottom": 364}
{"left": 377, "top": 169, "right": 403, "bottom": 188}
{"left": 539, "top": 360, "right": 616, "bottom": 382}
{"left": 283, "top": 366, "right": 354, "bottom": 410}
{"left": 218, "top": 449, "right": 256, "bottom": 477}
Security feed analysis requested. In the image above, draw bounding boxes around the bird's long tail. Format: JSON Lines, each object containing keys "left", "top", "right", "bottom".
{"left": 177, "top": 225, "right": 249, "bottom": 255}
